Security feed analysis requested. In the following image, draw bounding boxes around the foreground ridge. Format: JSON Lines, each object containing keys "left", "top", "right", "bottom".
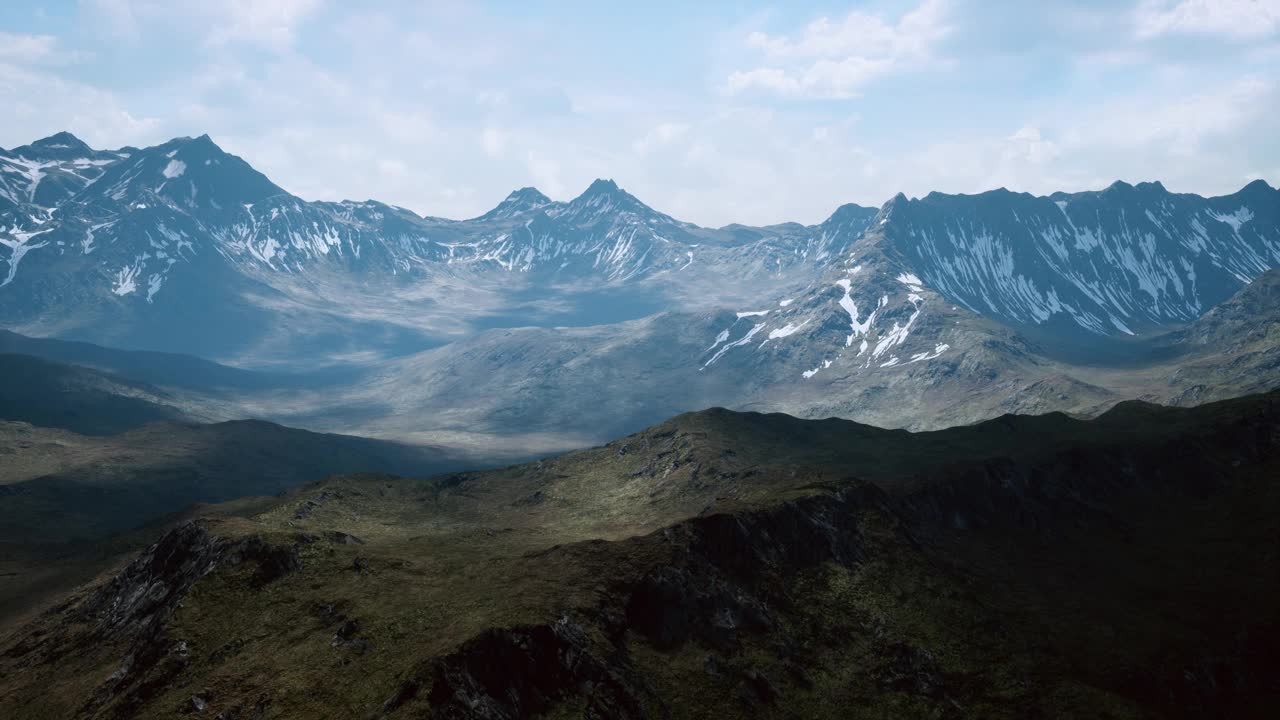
{"left": 2, "top": 390, "right": 1277, "bottom": 718}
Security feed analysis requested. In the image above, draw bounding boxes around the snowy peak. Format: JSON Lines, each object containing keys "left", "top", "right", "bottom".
{"left": 474, "top": 186, "right": 553, "bottom": 221}
{"left": 555, "top": 178, "right": 670, "bottom": 226}
{"left": 874, "top": 182, "right": 1280, "bottom": 336}
{"left": 12, "top": 131, "right": 98, "bottom": 161}
{"left": 81, "top": 134, "right": 287, "bottom": 212}
{"left": 505, "top": 186, "right": 552, "bottom": 206}
{"left": 0, "top": 133, "right": 122, "bottom": 212}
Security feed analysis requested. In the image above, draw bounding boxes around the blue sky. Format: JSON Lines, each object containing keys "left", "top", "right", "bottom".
{"left": 1, "top": 0, "right": 1277, "bottom": 225}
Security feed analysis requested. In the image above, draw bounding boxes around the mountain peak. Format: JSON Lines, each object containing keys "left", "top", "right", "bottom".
{"left": 823, "top": 202, "right": 877, "bottom": 227}
{"left": 474, "top": 186, "right": 554, "bottom": 221}
{"left": 166, "top": 134, "right": 224, "bottom": 154}
{"left": 12, "top": 131, "right": 97, "bottom": 160}
{"left": 1239, "top": 178, "right": 1275, "bottom": 194}
{"left": 77, "top": 132, "right": 287, "bottom": 210}
{"left": 885, "top": 192, "right": 909, "bottom": 207}
{"left": 31, "top": 131, "right": 91, "bottom": 151}
{"left": 582, "top": 178, "right": 621, "bottom": 196}
{"left": 555, "top": 178, "right": 674, "bottom": 226}
{"left": 567, "top": 178, "right": 633, "bottom": 207}
{"left": 506, "top": 186, "right": 551, "bottom": 204}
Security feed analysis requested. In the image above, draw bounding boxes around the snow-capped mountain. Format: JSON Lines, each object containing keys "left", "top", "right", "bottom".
{"left": 879, "top": 181, "right": 1280, "bottom": 334}
{"left": 696, "top": 180, "right": 1280, "bottom": 385}
{"left": 1, "top": 131, "right": 1277, "bottom": 373}
{"left": 0, "top": 132, "right": 124, "bottom": 216}
{"left": 470, "top": 187, "right": 553, "bottom": 221}
{"left": 0, "top": 133, "right": 880, "bottom": 358}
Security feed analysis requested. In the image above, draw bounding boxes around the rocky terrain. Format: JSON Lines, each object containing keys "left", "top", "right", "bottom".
{"left": 1, "top": 389, "right": 1276, "bottom": 718}
{"left": 3, "top": 265, "right": 1276, "bottom": 457}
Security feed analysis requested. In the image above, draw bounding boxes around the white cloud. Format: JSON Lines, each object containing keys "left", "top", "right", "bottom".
{"left": 0, "top": 33, "right": 60, "bottom": 64}
{"left": 525, "top": 150, "right": 565, "bottom": 198}
{"left": 206, "top": 0, "right": 323, "bottom": 51}
{"left": 83, "top": 0, "right": 142, "bottom": 37}
{"left": 480, "top": 127, "right": 507, "bottom": 157}
{"left": 0, "top": 62, "right": 161, "bottom": 148}
{"left": 3, "top": 0, "right": 1275, "bottom": 227}
{"left": 1065, "top": 76, "right": 1271, "bottom": 156}
{"left": 1003, "top": 126, "right": 1059, "bottom": 165}
{"left": 632, "top": 122, "right": 690, "bottom": 154}
{"left": 1135, "top": 0, "right": 1280, "bottom": 39}
{"left": 746, "top": 0, "right": 949, "bottom": 60}
{"left": 888, "top": 76, "right": 1277, "bottom": 201}
{"left": 727, "top": 0, "right": 951, "bottom": 99}
{"left": 83, "top": 0, "right": 322, "bottom": 51}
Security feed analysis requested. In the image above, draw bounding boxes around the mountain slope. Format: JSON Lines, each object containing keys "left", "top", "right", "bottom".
{"left": 266, "top": 268, "right": 1278, "bottom": 449}
{"left": 0, "top": 328, "right": 310, "bottom": 391}
{"left": 1, "top": 391, "right": 1276, "bottom": 718}
{"left": 0, "top": 353, "right": 189, "bottom": 434}
{"left": 879, "top": 181, "right": 1280, "bottom": 334}
{"left": 0, "top": 416, "right": 464, "bottom": 544}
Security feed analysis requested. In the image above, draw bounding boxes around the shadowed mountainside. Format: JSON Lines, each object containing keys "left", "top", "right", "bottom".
{"left": 1, "top": 390, "right": 1276, "bottom": 718}
{"left": 0, "top": 417, "right": 467, "bottom": 545}
{"left": 0, "top": 353, "right": 189, "bottom": 435}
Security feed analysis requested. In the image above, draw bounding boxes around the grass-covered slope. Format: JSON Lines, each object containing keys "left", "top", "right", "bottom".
{"left": 0, "top": 353, "right": 188, "bottom": 435}
{"left": 0, "top": 418, "right": 466, "bottom": 545}
{"left": 1, "top": 391, "right": 1277, "bottom": 718}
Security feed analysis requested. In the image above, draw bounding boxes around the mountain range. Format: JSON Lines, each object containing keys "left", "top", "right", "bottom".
{"left": 2, "top": 131, "right": 1279, "bottom": 452}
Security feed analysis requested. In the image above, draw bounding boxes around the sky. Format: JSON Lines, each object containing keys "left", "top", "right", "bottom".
{"left": 0, "top": 0, "right": 1277, "bottom": 227}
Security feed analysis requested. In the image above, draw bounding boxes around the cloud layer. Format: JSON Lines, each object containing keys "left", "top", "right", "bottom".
{"left": 0, "top": 0, "right": 1275, "bottom": 226}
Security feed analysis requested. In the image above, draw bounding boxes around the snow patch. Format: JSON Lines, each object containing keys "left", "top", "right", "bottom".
{"left": 704, "top": 323, "right": 766, "bottom": 367}
{"left": 0, "top": 228, "right": 53, "bottom": 286}
{"left": 836, "top": 278, "right": 876, "bottom": 346}
{"left": 1209, "top": 207, "right": 1254, "bottom": 233}
{"left": 162, "top": 159, "right": 186, "bottom": 179}
{"left": 766, "top": 320, "right": 809, "bottom": 340}
{"left": 908, "top": 343, "right": 950, "bottom": 363}
{"left": 707, "top": 328, "right": 730, "bottom": 352}
{"left": 802, "top": 358, "right": 834, "bottom": 379}
{"left": 1110, "top": 316, "right": 1134, "bottom": 335}
{"left": 113, "top": 262, "right": 142, "bottom": 295}
{"left": 146, "top": 274, "right": 163, "bottom": 302}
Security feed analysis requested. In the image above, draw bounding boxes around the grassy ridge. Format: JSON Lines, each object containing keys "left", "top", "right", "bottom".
{"left": 0, "top": 391, "right": 1276, "bottom": 718}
